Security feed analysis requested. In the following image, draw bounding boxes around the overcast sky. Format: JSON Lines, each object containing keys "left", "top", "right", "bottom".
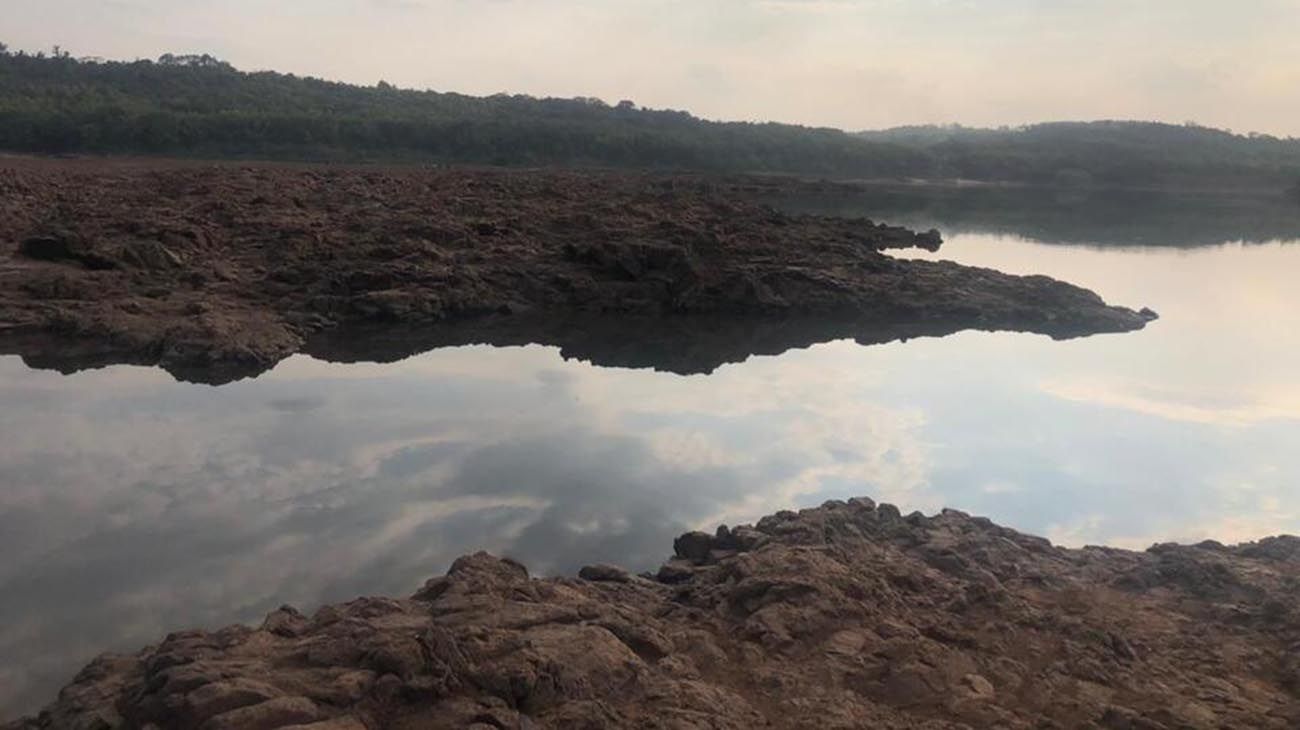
{"left": 6, "top": 0, "right": 1300, "bottom": 135}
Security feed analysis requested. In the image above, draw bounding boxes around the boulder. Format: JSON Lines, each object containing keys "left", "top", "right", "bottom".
{"left": 578, "top": 564, "right": 632, "bottom": 583}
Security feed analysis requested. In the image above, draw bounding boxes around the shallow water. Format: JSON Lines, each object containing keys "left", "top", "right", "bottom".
{"left": 2, "top": 189, "right": 1300, "bottom": 717}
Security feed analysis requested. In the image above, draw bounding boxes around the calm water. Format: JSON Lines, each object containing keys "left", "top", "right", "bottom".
{"left": 3, "top": 188, "right": 1300, "bottom": 717}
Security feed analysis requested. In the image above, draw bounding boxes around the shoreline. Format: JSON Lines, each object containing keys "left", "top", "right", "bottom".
{"left": 8, "top": 498, "right": 1298, "bottom": 728}
{"left": 1, "top": 152, "right": 1293, "bottom": 199}
{"left": 0, "top": 159, "right": 1154, "bottom": 385}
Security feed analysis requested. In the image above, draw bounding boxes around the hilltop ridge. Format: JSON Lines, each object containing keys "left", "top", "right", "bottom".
{"left": 3, "top": 48, "right": 1300, "bottom": 191}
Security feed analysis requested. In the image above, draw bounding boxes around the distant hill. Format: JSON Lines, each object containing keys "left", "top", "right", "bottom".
{"left": 2, "top": 46, "right": 1299, "bottom": 194}
{"left": 857, "top": 123, "right": 1300, "bottom": 192}
{"left": 0, "top": 48, "right": 926, "bottom": 177}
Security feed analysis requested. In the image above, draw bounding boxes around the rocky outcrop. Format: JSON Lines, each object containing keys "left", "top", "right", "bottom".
{"left": 10, "top": 499, "right": 1297, "bottom": 729}
{"left": 0, "top": 159, "right": 1154, "bottom": 384}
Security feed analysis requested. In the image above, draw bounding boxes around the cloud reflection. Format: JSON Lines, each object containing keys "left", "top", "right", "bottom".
{"left": 0, "top": 343, "right": 928, "bottom": 718}
{"left": 2, "top": 231, "right": 1300, "bottom": 719}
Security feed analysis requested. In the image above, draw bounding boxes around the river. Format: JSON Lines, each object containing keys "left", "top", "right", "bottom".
{"left": 2, "top": 185, "right": 1298, "bottom": 718}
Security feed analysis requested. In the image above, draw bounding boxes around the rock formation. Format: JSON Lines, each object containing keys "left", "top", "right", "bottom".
{"left": 0, "top": 159, "right": 1154, "bottom": 384}
{"left": 9, "top": 499, "right": 1297, "bottom": 729}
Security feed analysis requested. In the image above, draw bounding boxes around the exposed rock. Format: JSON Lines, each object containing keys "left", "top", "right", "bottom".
{"left": 260, "top": 606, "right": 310, "bottom": 638}
{"left": 673, "top": 531, "right": 715, "bottom": 564}
{"left": 115, "top": 240, "right": 185, "bottom": 270}
{"left": 18, "top": 233, "right": 83, "bottom": 262}
{"left": 577, "top": 564, "right": 632, "bottom": 583}
{"left": 9, "top": 499, "right": 1298, "bottom": 729}
{"left": 198, "top": 696, "right": 321, "bottom": 730}
{"left": 18, "top": 231, "right": 116, "bottom": 270}
{"left": 656, "top": 560, "right": 696, "bottom": 584}
{"left": 0, "top": 159, "right": 1154, "bottom": 384}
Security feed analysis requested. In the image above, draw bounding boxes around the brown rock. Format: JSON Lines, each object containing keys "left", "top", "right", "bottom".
{"left": 281, "top": 719, "right": 367, "bottom": 730}
{"left": 186, "top": 679, "right": 284, "bottom": 724}
{"left": 12, "top": 498, "right": 1299, "bottom": 729}
{"left": 261, "top": 606, "right": 310, "bottom": 638}
{"left": 673, "top": 531, "right": 715, "bottom": 564}
{"left": 0, "top": 159, "right": 1154, "bottom": 385}
{"left": 577, "top": 564, "right": 632, "bottom": 583}
{"left": 961, "top": 673, "right": 995, "bottom": 699}
{"left": 199, "top": 697, "right": 322, "bottom": 730}
{"left": 656, "top": 560, "right": 696, "bottom": 584}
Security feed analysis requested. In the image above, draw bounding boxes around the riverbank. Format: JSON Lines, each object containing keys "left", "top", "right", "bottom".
{"left": 8, "top": 498, "right": 1297, "bottom": 729}
{"left": 0, "top": 159, "right": 1154, "bottom": 384}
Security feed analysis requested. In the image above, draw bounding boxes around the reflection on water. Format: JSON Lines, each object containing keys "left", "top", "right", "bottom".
{"left": 773, "top": 184, "right": 1300, "bottom": 247}
{"left": 3, "top": 204, "right": 1300, "bottom": 719}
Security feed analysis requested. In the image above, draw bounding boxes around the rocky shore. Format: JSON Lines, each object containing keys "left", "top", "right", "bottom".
{"left": 0, "top": 159, "right": 1154, "bottom": 383}
{"left": 9, "top": 499, "right": 1298, "bottom": 729}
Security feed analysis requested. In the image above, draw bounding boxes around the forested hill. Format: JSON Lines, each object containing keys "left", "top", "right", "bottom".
{"left": 858, "top": 123, "right": 1300, "bottom": 192}
{"left": 0, "top": 48, "right": 925, "bottom": 177}
{"left": 2, "top": 46, "right": 1300, "bottom": 193}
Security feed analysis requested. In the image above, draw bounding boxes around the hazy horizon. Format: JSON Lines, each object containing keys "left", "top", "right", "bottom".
{"left": 7, "top": 1, "right": 1300, "bottom": 138}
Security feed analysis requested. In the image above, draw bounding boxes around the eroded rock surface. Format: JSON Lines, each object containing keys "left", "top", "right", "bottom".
{"left": 0, "top": 159, "right": 1154, "bottom": 383}
{"left": 10, "top": 500, "right": 1297, "bottom": 729}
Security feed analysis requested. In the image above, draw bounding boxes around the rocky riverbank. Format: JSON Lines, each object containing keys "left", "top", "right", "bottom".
{"left": 8, "top": 499, "right": 1298, "bottom": 729}
{"left": 0, "top": 159, "right": 1154, "bottom": 384}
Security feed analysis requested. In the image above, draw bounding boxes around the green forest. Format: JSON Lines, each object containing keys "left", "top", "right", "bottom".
{"left": 3, "top": 45, "right": 1300, "bottom": 193}
{"left": 858, "top": 124, "right": 1300, "bottom": 193}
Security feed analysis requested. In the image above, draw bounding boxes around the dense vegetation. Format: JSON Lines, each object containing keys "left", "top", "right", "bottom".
{"left": 858, "top": 124, "right": 1300, "bottom": 192}
{"left": 0, "top": 47, "right": 926, "bottom": 177}
{"left": 3, "top": 45, "right": 1300, "bottom": 192}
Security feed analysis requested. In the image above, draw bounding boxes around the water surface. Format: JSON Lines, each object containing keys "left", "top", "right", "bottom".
{"left": 2, "top": 188, "right": 1299, "bottom": 718}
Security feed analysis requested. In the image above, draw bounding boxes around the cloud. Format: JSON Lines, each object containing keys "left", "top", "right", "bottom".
{"left": 6, "top": 1, "right": 1300, "bottom": 133}
{"left": 1040, "top": 378, "right": 1300, "bottom": 427}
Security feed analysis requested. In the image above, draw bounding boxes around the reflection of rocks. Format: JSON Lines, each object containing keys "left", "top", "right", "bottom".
{"left": 1, "top": 159, "right": 1152, "bottom": 385}
{"left": 301, "top": 301, "right": 1151, "bottom": 377}
{"left": 13, "top": 501, "right": 1298, "bottom": 729}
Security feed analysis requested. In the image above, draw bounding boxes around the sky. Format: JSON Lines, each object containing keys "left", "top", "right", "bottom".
{"left": 5, "top": 1, "right": 1300, "bottom": 134}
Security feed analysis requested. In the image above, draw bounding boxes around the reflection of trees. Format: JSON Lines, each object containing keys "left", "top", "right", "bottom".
{"left": 770, "top": 186, "right": 1300, "bottom": 248}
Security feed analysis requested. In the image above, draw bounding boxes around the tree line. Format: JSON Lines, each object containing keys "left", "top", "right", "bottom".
{"left": 2, "top": 45, "right": 1299, "bottom": 193}
{"left": 0, "top": 46, "right": 927, "bottom": 177}
{"left": 858, "top": 123, "right": 1300, "bottom": 192}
